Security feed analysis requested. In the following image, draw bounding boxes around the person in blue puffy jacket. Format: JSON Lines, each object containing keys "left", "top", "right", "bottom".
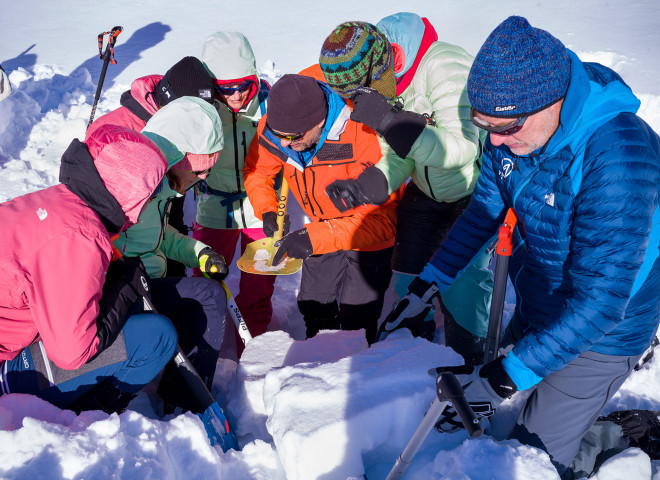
{"left": 381, "top": 16, "right": 660, "bottom": 479}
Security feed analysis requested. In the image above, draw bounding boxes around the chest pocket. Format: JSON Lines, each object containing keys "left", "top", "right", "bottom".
{"left": 315, "top": 143, "right": 353, "bottom": 162}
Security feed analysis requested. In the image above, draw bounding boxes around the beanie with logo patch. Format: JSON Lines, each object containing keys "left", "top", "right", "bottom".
{"left": 467, "top": 16, "right": 571, "bottom": 117}
{"left": 155, "top": 56, "right": 214, "bottom": 107}
{"left": 319, "top": 21, "right": 396, "bottom": 99}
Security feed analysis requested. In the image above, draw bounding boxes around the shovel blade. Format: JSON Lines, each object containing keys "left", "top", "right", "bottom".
{"left": 198, "top": 402, "right": 239, "bottom": 452}
{"left": 236, "top": 237, "right": 302, "bottom": 275}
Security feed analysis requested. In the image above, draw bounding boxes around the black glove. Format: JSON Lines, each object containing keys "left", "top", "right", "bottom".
{"left": 272, "top": 228, "right": 313, "bottom": 266}
{"left": 603, "top": 410, "right": 660, "bottom": 459}
{"left": 376, "top": 277, "right": 439, "bottom": 342}
{"left": 351, "top": 87, "right": 427, "bottom": 159}
{"left": 325, "top": 166, "right": 390, "bottom": 212}
{"left": 432, "top": 357, "right": 517, "bottom": 433}
{"left": 198, "top": 247, "right": 228, "bottom": 282}
{"left": 262, "top": 211, "right": 291, "bottom": 238}
{"left": 106, "top": 256, "right": 150, "bottom": 297}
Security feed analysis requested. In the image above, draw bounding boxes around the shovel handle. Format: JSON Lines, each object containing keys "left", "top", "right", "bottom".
{"left": 273, "top": 177, "right": 289, "bottom": 244}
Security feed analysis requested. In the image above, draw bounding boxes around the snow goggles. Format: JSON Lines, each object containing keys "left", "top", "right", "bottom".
{"left": 266, "top": 124, "right": 306, "bottom": 142}
{"left": 214, "top": 80, "right": 252, "bottom": 96}
{"left": 470, "top": 107, "right": 528, "bottom": 136}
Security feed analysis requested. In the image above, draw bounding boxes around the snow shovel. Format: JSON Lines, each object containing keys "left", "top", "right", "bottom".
{"left": 142, "top": 296, "right": 238, "bottom": 452}
{"left": 384, "top": 208, "right": 519, "bottom": 480}
{"left": 236, "top": 177, "right": 302, "bottom": 275}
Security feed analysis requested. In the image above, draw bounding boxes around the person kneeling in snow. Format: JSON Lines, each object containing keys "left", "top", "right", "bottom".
{"left": 380, "top": 16, "right": 660, "bottom": 479}
{"left": 111, "top": 96, "right": 229, "bottom": 415}
{"left": 0, "top": 124, "right": 177, "bottom": 414}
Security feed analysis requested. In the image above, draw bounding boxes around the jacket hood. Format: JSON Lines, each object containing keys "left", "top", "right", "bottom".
{"left": 545, "top": 50, "right": 641, "bottom": 156}
{"left": 377, "top": 12, "right": 439, "bottom": 95}
{"left": 201, "top": 32, "right": 259, "bottom": 82}
{"left": 61, "top": 124, "right": 167, "bottom": 233}
{"left": 119, "top": 75, "right": 162, "bottom": 119}
{"left": 141, "top": 96, "right": 224, "bottom": 169}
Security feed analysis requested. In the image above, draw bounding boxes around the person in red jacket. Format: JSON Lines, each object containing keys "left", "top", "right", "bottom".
{"left": 243, "top": 74, "right": 402, "bottom": 343}
{"left": 0, "top": 124, "right": 177, "bottom": 414}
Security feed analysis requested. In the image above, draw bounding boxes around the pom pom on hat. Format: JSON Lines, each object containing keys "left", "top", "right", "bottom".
{"left": 319, "top": 21, "right": 396, "bottom": 99}
{"left": 467, "top": 16, "right": 570, "bottom": 117}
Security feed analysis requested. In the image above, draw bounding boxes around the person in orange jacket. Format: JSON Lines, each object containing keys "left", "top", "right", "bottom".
{"left": 243, "top": 74, "right": 402, "bottom": 343}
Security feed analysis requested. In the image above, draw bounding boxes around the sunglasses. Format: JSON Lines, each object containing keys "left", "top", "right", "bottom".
{"left": 214, "top": 80, "right": 252, "bottom": 96}
{"left": 191, "top": 168, "right": 212, "bottom": 176}
{"left": 266, "top": 123, "right": 306, "bottom": 142}
{"left": 470, "top": 107, "right": 527, "bottom": 136}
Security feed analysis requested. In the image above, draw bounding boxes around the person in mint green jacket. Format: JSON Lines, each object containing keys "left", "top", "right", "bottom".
{"left": 320, "top": 17, "right": 493, "bottom": 364}
{"left": 114, "top": 97, "right": 229, "bottom": 414}
{"left": 193, "top": 31, "right": 278, "bottom": 358}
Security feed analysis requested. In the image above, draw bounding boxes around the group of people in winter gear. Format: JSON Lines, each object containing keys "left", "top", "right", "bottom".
{"left": 0, "top": 11, "right": 659, "bottom": 479}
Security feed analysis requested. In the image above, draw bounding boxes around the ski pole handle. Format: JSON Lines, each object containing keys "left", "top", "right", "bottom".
{"left": 436, "top": 371, "right": 484, "bottom": 438}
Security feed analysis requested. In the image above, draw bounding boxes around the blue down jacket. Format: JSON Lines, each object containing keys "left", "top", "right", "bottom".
{"left": 420, "top": 50, "right": 660, "bottom": 385}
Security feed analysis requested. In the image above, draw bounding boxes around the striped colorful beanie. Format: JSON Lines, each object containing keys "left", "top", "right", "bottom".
{"left": 319, "top": 21, "right": 396, "bottom": 99}
{"left": 467, "top": 16, "right": 571, "bottom": 117}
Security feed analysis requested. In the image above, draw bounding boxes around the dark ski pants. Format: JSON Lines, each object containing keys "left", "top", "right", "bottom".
{"left": 150, "top": 276, "right": 226, "bottom": 387}
{"left": 0, "top": 311, "right": 177, "bottom": 409}
{"left": 508, "top": 350, "right": 642, "bottom": 479}
{"left": 297, "top": 248, "right": 393, "bottom": 344}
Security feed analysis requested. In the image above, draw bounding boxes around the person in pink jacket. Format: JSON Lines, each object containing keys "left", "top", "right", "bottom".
{"left": 0, "top": 124, "right": 177, "bottom": 414}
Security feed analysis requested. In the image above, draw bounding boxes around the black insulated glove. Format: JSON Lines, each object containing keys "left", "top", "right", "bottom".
{"left": 272, "top": 228, "right": 314, "bottom": 266}
{"left": 198, "top": 247, "right": 228, "bottom": 282}
{"left": 351, "top": 87, "right": 427, "bottom": 159}
{"left": 325, "top": 166, "right": 389, "bottom": 212}
{"left": 262, "top": 211, "right": 290, "bottom": 238}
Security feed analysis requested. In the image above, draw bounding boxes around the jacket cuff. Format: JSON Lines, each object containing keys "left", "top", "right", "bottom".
{"left": 418, "top": 263, "right": 452, "bottom": 293}
{"left": 501, "top": 351, "right": 544, "bottom": 390}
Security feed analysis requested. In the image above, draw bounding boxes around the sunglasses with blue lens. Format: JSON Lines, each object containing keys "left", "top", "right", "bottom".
{"left": 214, "top": 80, "right": 252, "bottom": 96}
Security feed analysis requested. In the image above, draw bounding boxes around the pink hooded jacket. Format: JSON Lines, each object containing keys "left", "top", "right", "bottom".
{"left": 0, "top": 125, "right": 166, "bottom": 370}
{"left": 86, "top": 75, "right": 162, "bottom": 139}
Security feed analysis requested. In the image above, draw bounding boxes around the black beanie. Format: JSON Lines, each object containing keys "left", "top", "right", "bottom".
{"left": 155, "top": 56, "right": 214, "bottom": 106}
{"left": 267, "top": 74, "right": 328, "bottom": 133}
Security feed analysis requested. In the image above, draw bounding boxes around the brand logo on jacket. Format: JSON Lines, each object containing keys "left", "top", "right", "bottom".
{"left": 36, "top": 208, "right": 48, "bottom": 220}
{"left": 500, "top": 158, "right": 515, "bottom": 180}
{"left": 545, "top": 192, "right": 555, "bottom": 207}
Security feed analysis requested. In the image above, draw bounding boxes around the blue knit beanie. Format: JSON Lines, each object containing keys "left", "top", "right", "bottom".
{"left": 467, "top": 16, "right": 570, "bottom": 117}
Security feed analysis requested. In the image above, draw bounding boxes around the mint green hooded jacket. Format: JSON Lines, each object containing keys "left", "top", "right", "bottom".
{"left": 375, "top": 13, "right": 485, "bottom": 202}
{"left": 113, "top": 97, "right": 224, "bottom": 278}
{"left": 195, "top": 31, "right": 267, "bottom": 230}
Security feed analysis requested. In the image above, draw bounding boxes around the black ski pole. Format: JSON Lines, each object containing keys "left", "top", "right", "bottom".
{"left": 484, "top": 208, "right": 517, "bottom": 363}
{"left": 87, "top": 26, "right": 123, "bottom": 131}
{"left": 385, "top": 207, "right": 519, "bottom": 480}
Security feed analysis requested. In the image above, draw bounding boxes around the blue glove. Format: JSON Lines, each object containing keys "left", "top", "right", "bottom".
{"left": 432, "top": 357, "right": 517, "bottom": 433}
{"left": 376, "top": 277, "right": 439, "bottom": 342}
